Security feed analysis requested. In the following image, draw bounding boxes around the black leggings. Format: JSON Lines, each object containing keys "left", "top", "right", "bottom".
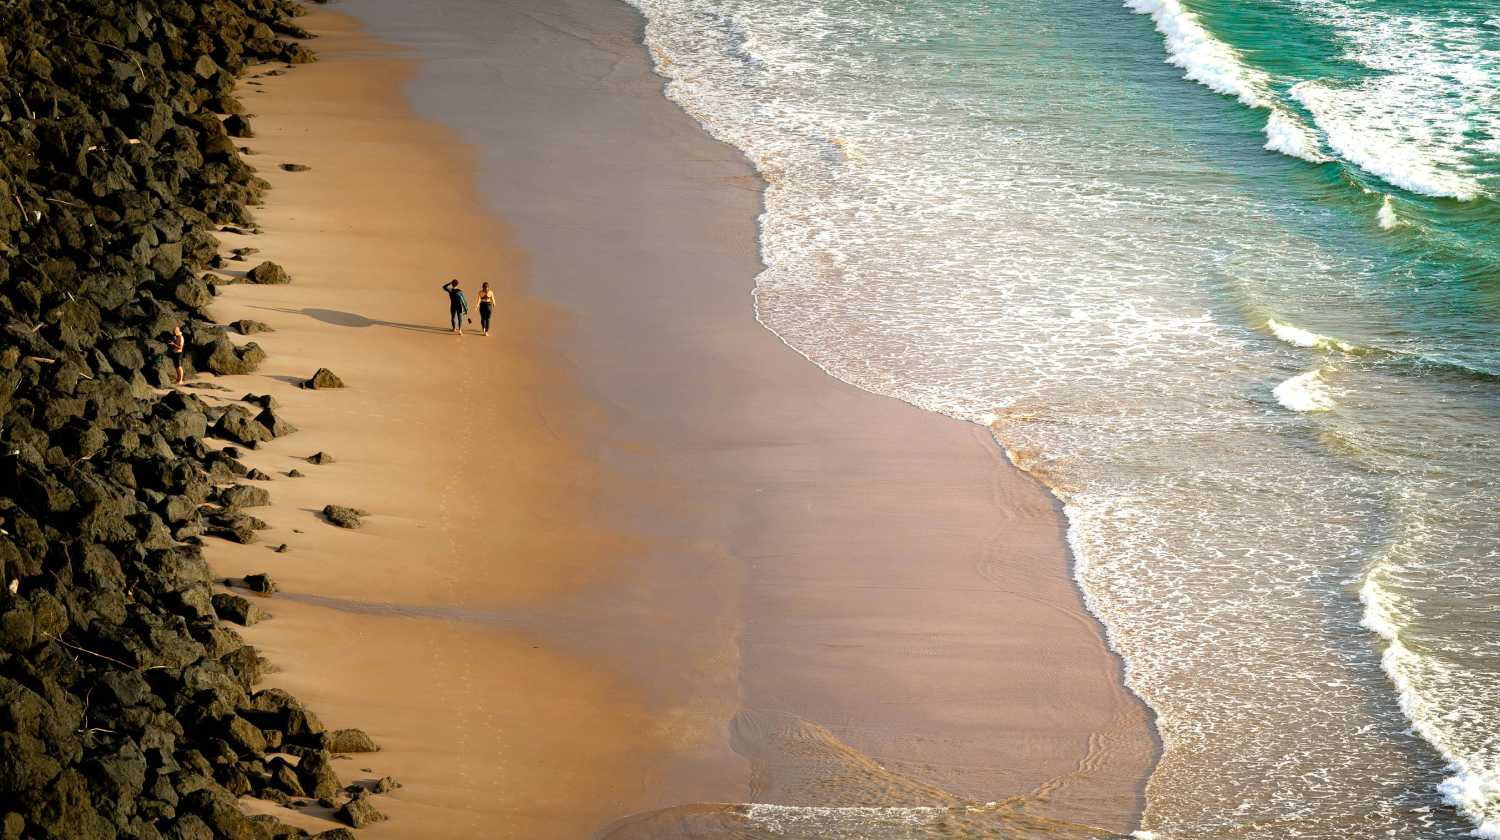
{"left": 479, "top": 303, "right": 493, "bottom": 331}
{"left": 450, "top": 305, "right": 464, "bottom": 330}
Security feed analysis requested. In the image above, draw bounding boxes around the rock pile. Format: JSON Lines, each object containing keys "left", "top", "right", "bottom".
{"left": 0, "top": 0, "right": 393, "bottom": 836}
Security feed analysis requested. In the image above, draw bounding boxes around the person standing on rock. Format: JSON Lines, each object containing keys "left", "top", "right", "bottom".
{"left": 442, "top": 278, "right": 469, "bottom": 334}
{"left": 169, "top": 325, "right": 187, "bottom": 385}
{"left": 477, "top": 282, "right": 497, "bottom": 337}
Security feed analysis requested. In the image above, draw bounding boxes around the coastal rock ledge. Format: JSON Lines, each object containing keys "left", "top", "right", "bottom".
{"left": 0, "top": 1, "right": 392, "bottom": 837}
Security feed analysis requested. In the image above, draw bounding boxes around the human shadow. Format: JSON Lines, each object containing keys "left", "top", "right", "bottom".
{"left": 251, "top": 306, "right": 452, "bottom": 335}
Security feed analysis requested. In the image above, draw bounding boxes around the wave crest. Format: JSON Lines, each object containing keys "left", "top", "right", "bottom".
{"left": 1273, "top": 368, "right": 1335, "bottom": 412}
{"left": 1124, "top": 0, "right": 1268, "bottom": 108}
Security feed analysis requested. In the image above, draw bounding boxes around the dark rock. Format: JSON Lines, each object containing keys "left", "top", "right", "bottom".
{"left": 280, "top": 164, "right": 311, "bottom": 172}
{"left": 313, "top": 830, "right": 356, "bottom": 840}
{"left": 233, "top": 320, "right": 273, "bottom": 335}
{"left": 210, "top": 593, "right": 265, "bottom": 627}
{"left": 373, "top": 776, "right": 401, "bottom": 794}
{"left": 206, "top": 512, "right": 264, "bottom": 545}
{"left": 286, "top": 469, "right": 304, "bottom": 478}
{"left": 321, "top": 506, "right": 366, "bottom": 529}
{"left": 334, "top": 797, "right": 386, "bottom": 829}
{"left": 212, "top": 405, "right": 273, "bottom": 447}
{"left": 203, "top": 336, "right": 267, "bottom": 376}
{"left": 268, "top": 758, "right": 305, "bottom": 797}
{"left": 221, "top": 484, "right": 271, "bottom": 509}
{"left": 180, "top": 787, "right": 259, "bottom": 840}
{"left": 301, "top": 368, "right": 344, "bottom": 390}
{"left": 295, "top": 751, "right": 340, "bottom": 801}
{"left": 306, "top": 452, "right": 334, "bottom": 465}
{"left": 0, "top": 0, "right": 361, "bottom": 825}
{"left": 223, "top": 114, "right": 254, "bottom": 138}
{"left": 255, "top": 406, "right": 297, "bottom": 437}
{"left": 246, "top": 262, "right": 291, "bottom": 285}
{"left": 243, "top": 573, "right": 276, "bottom": 595}
{"left": 322, "top": 728, "right": 379, "bottom": 754}
{"left": 225, "top": 716, "right": 267, "bottom": 754}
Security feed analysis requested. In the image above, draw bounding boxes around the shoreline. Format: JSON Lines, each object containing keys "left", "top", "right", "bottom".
{"left": 333, "top": 0, "right": 1158, "bottom": 835}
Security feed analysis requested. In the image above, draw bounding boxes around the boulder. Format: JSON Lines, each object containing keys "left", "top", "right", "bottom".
{"left": 242, "top": 573, "right": 276, "bottom": 595}
{"left": 334, "top": 797, "right": 386, "bottom": 829}
{"left": 245, "top": 261, "right": 290, "bottom": 285}
{"left": 220, "top": 484, "right": 270, "bottom": 509}
{"left": 222, "top": 114, "right": 253, "bottom": 138}
{"left": 211, "top": 405, "right": 272, "bottom": 447}
{"left": 322, "top": 728, "right": 379, "bottom": 754}
{"left": 203, "top": 338, "right": 266, "bottom": 376}
{"left": 254, "top": 406, "right": 297, "bottom": 437}
{"left": 294, "top": 751, "right": 340, "bottom": 801}
{"left": 268, "top": 758, "right": 305, "bottom": 798}
{"left": 210, "top": 593, "right": 264, "bottom": 627}
{"left": 300, "top": 368, "right": 343, "bottom": 390}
{"left": 224, "top": 716, "right": 267, "bottom": 754}
{"left": 232, "top": 320, "right": 272, "bottom": 335}
{"left": 321, "top": 506, "right": 366, "bottom": 529}
{"left": 206, "top": 512, "right": 265, "bottom": 545}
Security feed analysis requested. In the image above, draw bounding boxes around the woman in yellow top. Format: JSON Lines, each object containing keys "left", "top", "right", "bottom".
{"left": 477, "top": 282, "right": 497, "bottom": 337}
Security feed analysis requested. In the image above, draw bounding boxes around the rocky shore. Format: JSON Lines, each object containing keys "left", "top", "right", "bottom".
{"left": 1, "top": 2, "right": 393, "bottom": 837}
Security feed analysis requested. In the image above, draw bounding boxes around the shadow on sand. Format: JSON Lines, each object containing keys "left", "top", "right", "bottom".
{"left": 252, "top": 306, "right": 451, "bottom": 335}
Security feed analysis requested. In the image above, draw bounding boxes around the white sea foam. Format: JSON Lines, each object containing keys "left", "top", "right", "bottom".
{"left": 1364, "top": 537, "right": 1500, "bottom": 838}
{"left": 1282, "top": 1, "right": 1497, "bottom": 201}
{"left": 1292, "top": 81, "right": 1481, "bottom": 201}
{"left": 1273, "top": 368, "right": 1335, "bottom": 412}
{"left": 1263, "top": 107, "right": 1327, "bottom": 163}
{"left": 1376, "top": 195, "right": 1400, "bottom": 229}
{"left": 1265, "top": 318, "right": 1358, "bottom": 353}
{"left": 1124, "top": 0, "right": 1268, "bottom": 108}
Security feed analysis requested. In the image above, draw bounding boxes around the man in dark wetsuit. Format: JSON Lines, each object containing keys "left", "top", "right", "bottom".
{"left": 441, "top": 279, "right": 469, "bottom": 334}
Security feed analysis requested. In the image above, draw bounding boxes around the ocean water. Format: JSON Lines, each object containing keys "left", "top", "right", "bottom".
{"left": 622, "top": 0, "right": 1500, "bottom": 837}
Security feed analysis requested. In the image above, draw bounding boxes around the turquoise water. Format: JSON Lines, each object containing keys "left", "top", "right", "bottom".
{"left": 627, "top": 0, "right": 1500, "bottom": 837}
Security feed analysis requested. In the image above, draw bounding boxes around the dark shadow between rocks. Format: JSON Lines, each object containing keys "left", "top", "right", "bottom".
{"left": 252, "top": 305, "right": 452, "bottom": 335}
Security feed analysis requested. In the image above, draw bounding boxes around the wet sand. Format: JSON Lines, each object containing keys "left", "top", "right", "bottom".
{"left": 204, "top": 2, "right": 1156, "bottom": 837}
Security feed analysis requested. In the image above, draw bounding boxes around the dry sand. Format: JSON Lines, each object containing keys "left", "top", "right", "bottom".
{"left": 195, "top": 3, "right": 1157, "bottom": 837}
{"left": 203, "top": 14, "right": 677, "bottom": 838}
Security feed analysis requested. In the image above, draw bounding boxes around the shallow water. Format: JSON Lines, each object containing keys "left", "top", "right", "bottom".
{"left": 624, "top": 0, "right": 1500, "bottom": 837}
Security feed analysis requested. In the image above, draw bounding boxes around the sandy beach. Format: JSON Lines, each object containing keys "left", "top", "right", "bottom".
{"left": 199, "top": 2, "right": 1157, "bottom": 836}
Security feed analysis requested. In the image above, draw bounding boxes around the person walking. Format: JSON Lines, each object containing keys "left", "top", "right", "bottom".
{"left": 477, "top": 282, "right": 496, "bottom": 337}
{"left": 441, "top": 278, "right": 469, "bottom": 334}
{"left": 169, "top": 325, "right": 186, "bottom": 385}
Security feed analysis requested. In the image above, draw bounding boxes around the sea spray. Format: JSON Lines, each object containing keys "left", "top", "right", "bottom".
{"left": 1377, "top": 195, "right": 1399, "bottom": 230}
